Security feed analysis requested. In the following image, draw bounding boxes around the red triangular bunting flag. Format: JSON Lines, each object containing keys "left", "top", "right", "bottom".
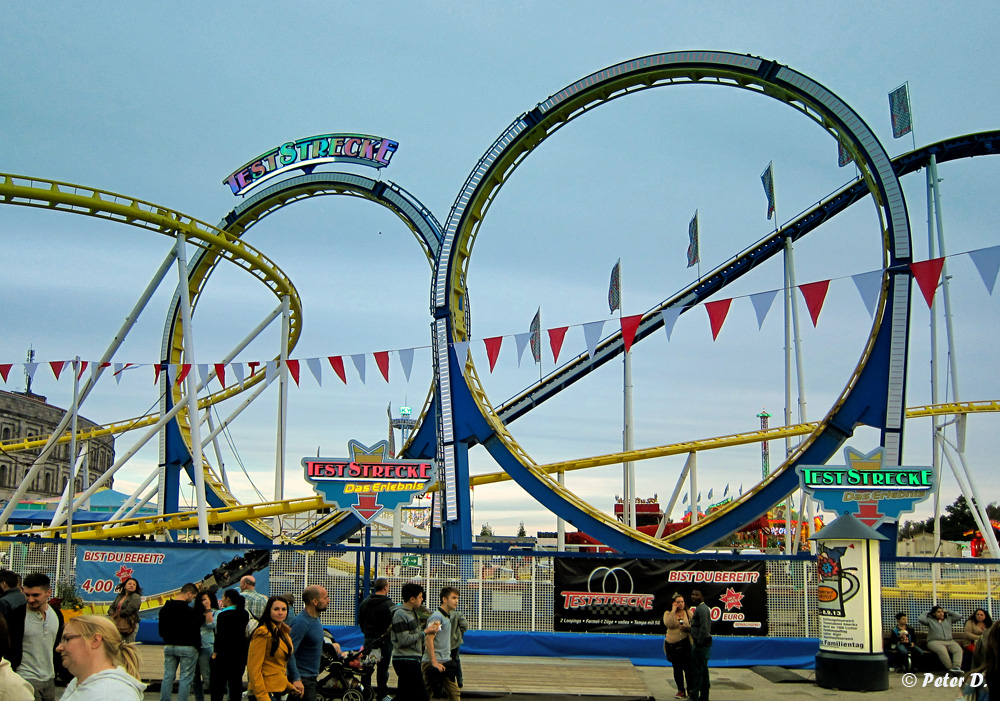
{"left": 50, "top": 361, "right": 66, "bottom": 380}
{"left": 0, "top": 364, "right": 11, "bottom": 382}
{"left": 286, "top": 359, "right": 300, "bottom": 386}
{"left": 214, "top": 363, "right": 227, "bottom": 388}
{"left": 620, "top": 314, "right": 643, "bottom": 353}
{"left": 77, "top": 361, "right": 89, "bottom": 380}
{"left": 484, "top": 336, "right": 503, "bottom": 373}
{"left": 247, "top": 361, "right": 260, "bottom": 377}
{"left": 154, "top": 364, "right": 163, "bottom": 384}
{"left": 374, "top": 352, "right": 390, "bottom": 382}
{"left": 799, "top": 280, "right": 831, "bottom": 327}
{"left": 910, "top": 257, "right": 945, "bottom": 309}
{"left": 328, "top": 356, "right": 347, "bottom": 384}
{"left": 705, "top": 299, "right": 733, "bottom": 341}
{"left": 548, "top": 327, "right": 568, "bottom": 364}
{"left": 176, "top": 364, "right": 192, "bottom": 385}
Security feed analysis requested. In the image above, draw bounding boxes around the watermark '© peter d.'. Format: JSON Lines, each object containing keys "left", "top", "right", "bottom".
{"left": 900, "top": 672, "right": 986, "bottom": 689}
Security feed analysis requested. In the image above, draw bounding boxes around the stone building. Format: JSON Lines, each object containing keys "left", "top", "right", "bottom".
{"left": 0, "top": 390, "right": 115, "bottom": 503}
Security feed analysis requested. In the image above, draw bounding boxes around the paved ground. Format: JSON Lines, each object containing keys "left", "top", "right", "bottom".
{"left": 58, "top": 655, "right": 980, "bottom": 699}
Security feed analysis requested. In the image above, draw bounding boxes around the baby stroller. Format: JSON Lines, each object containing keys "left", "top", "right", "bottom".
{"left": 316, "top": 630, "right": 383, "bottom": 701}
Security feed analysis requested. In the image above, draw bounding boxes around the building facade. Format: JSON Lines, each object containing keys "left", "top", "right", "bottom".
{"left": 0, "top": 390, "right": 116, "bottom": 503}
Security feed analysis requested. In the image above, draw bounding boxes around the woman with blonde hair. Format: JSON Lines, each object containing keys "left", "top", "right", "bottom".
{"left": 56, "top": 614, "right": 146, "bottom": 700}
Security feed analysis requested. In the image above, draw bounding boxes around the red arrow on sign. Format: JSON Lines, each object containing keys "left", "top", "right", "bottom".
{"left": 856, "top": 502, "right": 885, "bottom": 527}
{"left": 354, "top": 492, "right": 384, "bottom": 521}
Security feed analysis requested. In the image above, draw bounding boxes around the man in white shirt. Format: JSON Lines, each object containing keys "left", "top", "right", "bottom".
{"left": 9, "top": 573, "right": 63, "bottom": 701}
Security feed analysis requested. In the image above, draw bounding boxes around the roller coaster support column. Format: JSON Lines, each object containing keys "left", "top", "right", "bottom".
{"left": 655, "top": 452, "right": 694, "bottom": 538}
{"left": 176, "top": 233, "right": 211, "bottom": 542}
{"left": 64, "top": 357, "right": 80, "bottom": 583}
{"left": 689, "top": 452, "right": 699, "bottom": 527}
{"left": 274, "top": 294, "right": 291, "bottom": 544}
{"left": 928, "top": 155, "right": 1000, "bottom": 558}
{"left": 0, "top": 249, "right": 177, "bottom": 527}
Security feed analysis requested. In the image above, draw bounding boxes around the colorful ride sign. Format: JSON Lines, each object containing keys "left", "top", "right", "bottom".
{"left": 796, "top": 447, "right": 934, "bottom": 529}
{"left": 224, "top": 133, "right": 399, "bottom": 196}
{"left": 302, "top": 439, "right": 435, "bottom": 524}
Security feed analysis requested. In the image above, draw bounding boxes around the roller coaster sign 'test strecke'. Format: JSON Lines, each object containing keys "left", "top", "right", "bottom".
{"left": 224, "top": 133, "right": 399, "bottom": 196}
{"left": 302, "top": 450, "right": 435, "bottom": 524}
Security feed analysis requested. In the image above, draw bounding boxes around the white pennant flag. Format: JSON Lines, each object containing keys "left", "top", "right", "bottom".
{"left": 306, "top": 357, "right": 323, "bottom": 386}
{"left": 198, "top": 364, "right": 211, "bottom": 387}
{"left": 113, "top": 363, "right": 126, "bottom": 385}
{"left": 453, "top": 341, "right": 471, "bottom": 369}
{"left": 90, "top": 362, "right": 102, "bottom": 384}
{"left": 660, "top": 308, "right": 681, "bottom": 341}
{"left": 397, "top": 348, "right": 414, "bottom": 382}
{"left": 351, "top": 354, "right": 366, "bottom": 384}
{"left": 852, "top": 270, "right": 882, "bottom": 318}
{"left": 265, "top": 360, "right": 279, "bottom": 385}
{"left": 514, "top": 332, "right": 531, "bottom": 367}
{"left": 969, "top": 245, "right": 1000, "bottom": 295}
{"left": 166, "top": 364, "right": 178, "bottom": 386}
{"left": 232, "top": 363, "right": 246, "bottom": 389}
{"left": 582, "top": 320, "right": 604, "bottom": 360}
{"left": 750, "top": 290, "right": 779, "bottom": 330}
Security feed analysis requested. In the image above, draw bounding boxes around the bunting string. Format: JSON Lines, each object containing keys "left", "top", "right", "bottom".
{"left": 1, "top": 248, "right": 996, "bottom": 388}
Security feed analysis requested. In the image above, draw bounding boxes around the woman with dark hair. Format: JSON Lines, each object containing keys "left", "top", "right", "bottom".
{"left": 919, "top": 605, "right": 964, "bottom": 673}
{"left": 107, "top": 577, "right": 143, "bottom": 643}
{"left": 0, "top": 613, "right": 34, "bottom": 701}
{"left": 247, "top": 596, "right": 297, "bottom": 700}
{"left": 193, "top": 590, "right": 218, "bottom": 701}
{"left": 963, "top": 609, "right": 994, "bottom": 654}
{"left": 663, "top": 593, "right": 693, "bottom": 699}
{"left": 967, "top": 622, "right": 1000, "bottom": 701}
{"left": 211, "top": 589, "right": 250, "bottom": 701}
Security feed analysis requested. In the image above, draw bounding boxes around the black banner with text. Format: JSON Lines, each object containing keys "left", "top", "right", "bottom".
{"left": 554, "top": 558, "right": 768, "bottom": 635}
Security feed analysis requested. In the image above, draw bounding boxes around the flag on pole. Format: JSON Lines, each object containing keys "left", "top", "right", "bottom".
{"left": 761, "top": 162, "right": 776, "bottom": 220}
{"left": 838, "top": 140, "right": 853, "bottom": 167}
{"left": 888, "top": 83, "right": 912, "bottom": 138}
{"left": 608, "top": 259, "right": 621, "bottom": 313}
{"left": 707, "top": 488, "right": 714, "bottom": 500}
{"left": 682, "top": 492, "right": 688, "bottom": 504}
{"left": 686, "top": 210, "right": 699, "bottom": 268}
{"left": 529, "top": 308, "right": 541, "bottom": 364}
{"left": 723, "top": 483, "right": 730, "bottom": 497}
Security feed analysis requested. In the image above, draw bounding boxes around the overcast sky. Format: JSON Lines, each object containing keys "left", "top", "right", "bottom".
{"left": 2, "top": 2, "right": 998, "bottom": 541}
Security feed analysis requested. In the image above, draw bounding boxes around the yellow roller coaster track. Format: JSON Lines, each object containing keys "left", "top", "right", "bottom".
{"left": 0, "top": 172, "right": 304, "bottom": 539}
{"left": 3, "top": 400, "right": 994, "bottom": 541}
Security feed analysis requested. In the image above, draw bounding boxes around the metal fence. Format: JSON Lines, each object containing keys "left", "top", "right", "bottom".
{"left": 3, "top": 538, "right": 997, "bottom": 639}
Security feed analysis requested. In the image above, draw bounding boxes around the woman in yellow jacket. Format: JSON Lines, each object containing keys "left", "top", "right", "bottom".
{"left": 247, "top": 596, "right": 300, "bottom": 700}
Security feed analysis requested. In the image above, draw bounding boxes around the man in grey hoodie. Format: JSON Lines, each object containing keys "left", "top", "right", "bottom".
{"left": 391, "top": 582, "right": 436, "bottom": 701}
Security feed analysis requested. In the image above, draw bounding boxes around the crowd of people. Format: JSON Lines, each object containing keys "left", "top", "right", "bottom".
{"left": 3, "top": 559, "right": 1000, "bottom": 701}
{"left": 0, "top": 567, "right": 470, "bottom": 701}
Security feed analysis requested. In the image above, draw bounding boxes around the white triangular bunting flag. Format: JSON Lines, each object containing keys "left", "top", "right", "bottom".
{"left": 750, "top": 290, "right": 779, "bottom": 330}
{"left": 514, "top": 332, "right": 531, "bottom": 367}
{"left": 453, "top": 341, "right": 471, "bottom": 370}
{"left": 306, "top": 357, "right": 323, "bottom": 386}
{"left": 852, "top": 269, "right": 882, "bottom": 318}
{"left": 265, "top": 360, "right": 279, "bottom": 384}
{"left": 113, "top": 363, "right": 126, "bottom": 385}
{"left": 198, "top": 364, "right": 211, "bottom": 387}
{"left": 166, "top": 364, "right": 178, "bottom": 386}
{"left": 232, "top": 363, "right": 246, "bottom": 389}
{"left": 969, "top": 245, "right": 1000, "bottom": 295}
{"left": 582, "top": 320, "right": 604, "bottom": 360}
{"left": 660, "top": 308, "right": 681, "bottom": 341}
{"left": 351, "top": 354, "right": 366, "bottom": 383}
{"left": 397, "top": 348, "right": 414, "bottom": 382}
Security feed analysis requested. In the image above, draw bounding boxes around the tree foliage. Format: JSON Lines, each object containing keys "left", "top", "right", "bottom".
{"left": 517, "top": 521, "right": 527, "bottom": 538}
{"left": 900, "top": 495, "right": 1000, "bottom": 541}
{"left": 479, "top": 522, "right": 493, "bottom": 536}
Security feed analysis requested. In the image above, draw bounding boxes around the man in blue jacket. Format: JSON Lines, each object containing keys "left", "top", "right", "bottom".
{"left": 288, "top": 585, "right": 330, "bottom": 701}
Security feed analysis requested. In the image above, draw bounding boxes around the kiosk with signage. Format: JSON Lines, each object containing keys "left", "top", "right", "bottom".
{"left": 799, "top": 447, "right": 935, "bottom": 691}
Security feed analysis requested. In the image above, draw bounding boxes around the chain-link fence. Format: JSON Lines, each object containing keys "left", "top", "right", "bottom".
{"left": 3, "top": 538, "right": 996, "bottom": 639}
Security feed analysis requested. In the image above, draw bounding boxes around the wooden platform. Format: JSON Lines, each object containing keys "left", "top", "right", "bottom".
{"left": 139, "top": 646, "right": 651, "bottom": 697}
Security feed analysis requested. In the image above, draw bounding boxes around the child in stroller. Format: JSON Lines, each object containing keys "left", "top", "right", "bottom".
{"left": 316, "top": 629, "right": 385, "bottom": 701}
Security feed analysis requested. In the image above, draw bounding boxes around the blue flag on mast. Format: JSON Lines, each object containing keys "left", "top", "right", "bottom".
{"left": 888, "top": 83, "right": 913, "bottom": 138}
{"left": 686, "top": 210, "right": 699, "bottom": 268}
{"left": 761, "top": 162, "right": 776, "bottom": 220}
